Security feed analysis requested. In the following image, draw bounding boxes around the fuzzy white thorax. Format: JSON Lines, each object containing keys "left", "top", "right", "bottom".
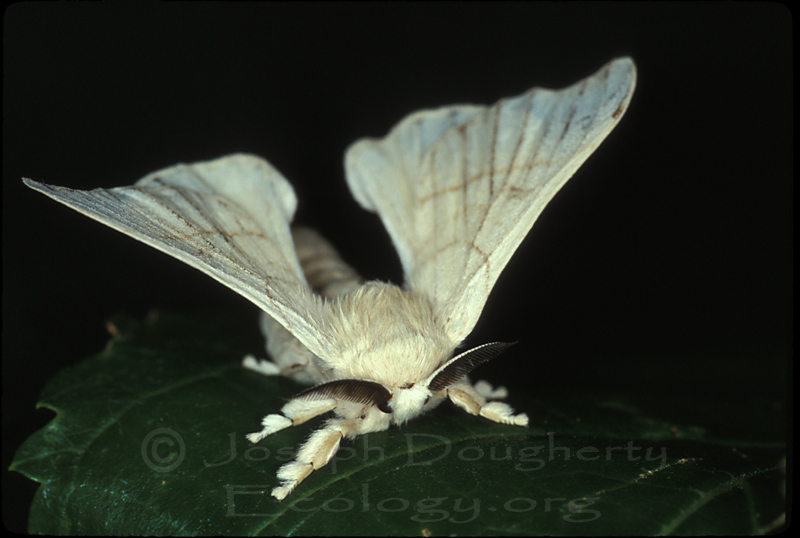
{"left": 320, "top": 282, "right": 456, "bottom": 385}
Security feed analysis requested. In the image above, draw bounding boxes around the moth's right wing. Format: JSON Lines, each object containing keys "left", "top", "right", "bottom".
{"left": 346, "top": 58, "right": 636, "bottom": 344}
{"left": 23, "top": 154, "right": 336, "bottom": 360}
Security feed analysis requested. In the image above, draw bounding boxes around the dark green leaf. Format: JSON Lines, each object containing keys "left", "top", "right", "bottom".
{"left": 11, "top": 312, "right": 786, "bottom": 535}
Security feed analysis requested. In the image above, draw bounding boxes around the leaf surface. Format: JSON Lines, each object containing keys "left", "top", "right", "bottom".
{"left": 11, "top": 313, "right": 786, "bottom": 535}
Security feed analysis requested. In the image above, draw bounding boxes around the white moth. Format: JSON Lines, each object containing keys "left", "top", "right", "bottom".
{"left": 24, "top": 57, "right": 636, "bottom": 501}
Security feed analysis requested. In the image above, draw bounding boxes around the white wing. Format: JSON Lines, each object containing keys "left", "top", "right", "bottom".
{"left": 23, "top": 154, "right": 335, "bottom": 359}
{"left": 345, "top": 57, "right": 636, "bottom": 344}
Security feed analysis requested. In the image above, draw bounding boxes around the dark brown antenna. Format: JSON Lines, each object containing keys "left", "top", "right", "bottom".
{"left": 427, "top": 342, "right": 517, "bottom": 392}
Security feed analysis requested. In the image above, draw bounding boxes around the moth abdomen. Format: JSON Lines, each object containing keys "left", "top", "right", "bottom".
{"left": 293, "top": 227, "right": 362, "bottom": 298}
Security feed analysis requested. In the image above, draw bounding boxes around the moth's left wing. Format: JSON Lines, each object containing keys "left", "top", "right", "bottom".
{"left": 24, "top": 154, "right": 336, "bottom": 359}
{"left": 346, "top": 58, "right": 636, "bottom": 344}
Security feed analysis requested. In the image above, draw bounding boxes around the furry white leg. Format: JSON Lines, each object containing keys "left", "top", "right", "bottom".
{"left": 271, "top": 417, "right": 360, "bottom": 501}
{"left": 241, "top": 355, "right": 281, "bottom": 376}
{"left": 258, "top": 312, "right": 321, "bottom": 385}
{"left": 245, "top": 398, "right": 336, "bottom": 444}
{"left": 447, "top": 381, "right": 528, "bottom": 427}
{"left": 241, "top": 353, "right": 316, "bottom": 380}
{"left": 473, "top": 379, "right": 508, "bottom": 400}
{"left": 479, "top": 401, "right": 529, "bottom": 427}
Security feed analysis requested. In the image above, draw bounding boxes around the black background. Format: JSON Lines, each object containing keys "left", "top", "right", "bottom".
{"left": 3, "top": 4, "right": 791, "bottom": 533}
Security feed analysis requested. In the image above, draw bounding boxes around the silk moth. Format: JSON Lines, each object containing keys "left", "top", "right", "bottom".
{"left": 24, "top": 57, "right": 636, "bottom": 501}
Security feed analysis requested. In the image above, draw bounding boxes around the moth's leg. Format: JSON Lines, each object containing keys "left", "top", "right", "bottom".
{"left": 473, "top": 379, "right": 509, "bottom": 400}
{"left": 271, "top": 402, "right": 392, "bottom": 501}
{"left": 447, "top": 379, "right": 528, "bottom": 427}
{"left": 245, "top": 307, "right": 331, "bottom": 386}
{"left": 246, "top": 398, "right": 336, "bottom": 444}
{"left": 271, "top": 416, "right": 359, "bottom": 501}
{"left": 293, "top": 227, "right": 363, "bottom": 299}
{"left": 242, "top": 354, "right": 281, "bottom": 376}
{"left": 249, "top": 311, "right": 322, "bottom": 385}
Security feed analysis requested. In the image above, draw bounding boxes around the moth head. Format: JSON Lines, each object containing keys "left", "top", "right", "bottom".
{"left": 385, "top": 381, "right": 434, "bottom": 425}
{"left": 384, "top": 341, "right": 511, "bottom": 418}
{"left": 290, "top": 377, "right": 430, "bottom": 426}
{"left": 290, "top": 342, "right": 516, "bottom": 425}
